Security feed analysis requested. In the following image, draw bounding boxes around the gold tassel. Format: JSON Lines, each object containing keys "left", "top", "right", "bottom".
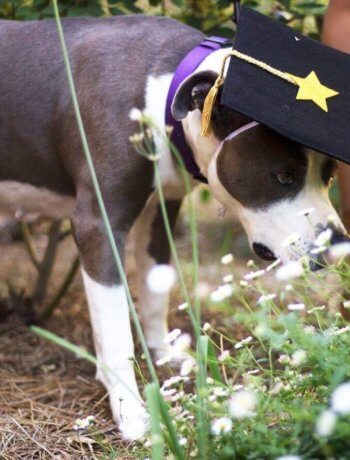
{"left": 201, "top": 75, "right": 224, "bottom": 137}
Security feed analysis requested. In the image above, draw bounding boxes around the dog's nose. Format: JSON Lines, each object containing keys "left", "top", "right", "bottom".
{"left": 252, "top": 243, "right": 277, "bottom": 261}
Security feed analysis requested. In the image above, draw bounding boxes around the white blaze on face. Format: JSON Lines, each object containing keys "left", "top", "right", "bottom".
{"left": 209, "top": 148, "right": 344, "bottom": 263}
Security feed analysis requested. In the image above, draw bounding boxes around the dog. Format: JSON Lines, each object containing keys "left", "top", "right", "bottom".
{"left": 0, "top": 14, "right": 348, "bottom": 440}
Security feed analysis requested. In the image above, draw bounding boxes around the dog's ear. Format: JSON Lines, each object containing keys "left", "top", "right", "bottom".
{"left": 171, "top": 70, "right": 219, "bottom": 121}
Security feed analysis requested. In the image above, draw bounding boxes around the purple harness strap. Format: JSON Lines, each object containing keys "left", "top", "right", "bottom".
{"left": 165, "top": 36, "right": 231, "bottom": 183}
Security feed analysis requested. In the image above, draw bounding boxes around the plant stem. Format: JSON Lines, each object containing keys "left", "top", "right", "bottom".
{"left": 52, "top": 0, "right": 157, "bottom": 383}
{"left": 41, "top": 255, "right": 80, "bottom": 319}
{"left": 153, "top": 161, "right": 200, "bottom": 338}
{"left": 33, "top": 220, "right": 61, "bottom": 306}
{"left": 20, "top": 222, "right": 40, "bottom": 270}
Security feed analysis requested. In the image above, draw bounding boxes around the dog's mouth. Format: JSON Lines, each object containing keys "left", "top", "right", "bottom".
{"left": 252, "top": 243, "right": 277, "bottom": 261}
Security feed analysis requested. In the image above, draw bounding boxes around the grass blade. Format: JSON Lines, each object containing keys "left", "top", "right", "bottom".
{"left": 145, "top": 383, "right": 164, "bottom": 460}
{"left": 207, "top": 339, "right": 223, "bottom": 384}
{"left": 196, "top": 335, "right": 209, "bottom": 459}
{"left": 158, "top": 395, "right": 185, "bottom": 460}
{"left": 31, "top": 326, "right": 97, "bottom": 364}
{"left": 51, "top": 0, "right": 157, "bottom": 382}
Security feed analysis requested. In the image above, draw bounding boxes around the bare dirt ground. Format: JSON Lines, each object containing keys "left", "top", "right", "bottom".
{"left": 0, "top": 199, "right": 256, "bottom": 459}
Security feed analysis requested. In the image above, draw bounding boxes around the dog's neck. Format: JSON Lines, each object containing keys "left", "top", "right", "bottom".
{"left": 179, "top": 48, "right": 229, "bottom": 179}
{"left": 146, "top": 48, "right": 249, "bottom": 187}
{"left": 181, "top": 111, "right": 221, "bottom": 178}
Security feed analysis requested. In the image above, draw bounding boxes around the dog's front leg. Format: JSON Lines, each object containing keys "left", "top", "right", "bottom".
{"left": 133, "top": 192, "right": 183, "bottom": 361}
{"left": 72, "top": 191, "right": 149, "bottom": 441}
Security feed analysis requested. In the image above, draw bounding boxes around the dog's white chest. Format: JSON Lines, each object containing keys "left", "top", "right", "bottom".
{"left": 0, "top": 180, "right": 75, "bottom": 221}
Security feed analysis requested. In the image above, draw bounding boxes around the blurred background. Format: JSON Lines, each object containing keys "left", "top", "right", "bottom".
{"left": 0, "top": 0, "right": 331, "bottom": 38}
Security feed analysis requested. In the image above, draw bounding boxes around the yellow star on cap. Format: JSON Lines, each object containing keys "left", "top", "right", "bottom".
{"left": 287, "top": 70, "right": 339, "bottom": 112}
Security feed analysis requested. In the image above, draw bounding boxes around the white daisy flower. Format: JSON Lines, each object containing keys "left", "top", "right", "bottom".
{"left": 331, "top": 382, "right": 350, "bottom": 414}
{"left": 210, "top": 417, "right": 233, "bottom": 436}
{"left": 307, "top": 305, "right": 325, "bottom": 313}
{"left": 257, "top": 293, "right": 277, "bottom": 305}
{"left": 235, "top": 336, "right": 253, "bottom": 349}
{"left": 156, "top": 355, "right": 171, "bottom": 366}
{"left": 287, "top": 303, "right": 305, "bottom": 311}
{"left": 172, "top": 333, "right": 191, "bottom": 353}
{"left": 229, "top": 389, "right": 257, "bottom": 419}
{"left": 278, "top": 354, "right": 291, "bottom": 365}
{"left": 315, "top": 409, "right": 337, "bottom": 437}
{"left": 244, "top": 270, "right": 265, "bottom": 281}
{"left": 270, "top": 381, "right": 284, "bottom": 395}
{"left": 221, "top": 253, "right": 234, "bottom": 265}
{"left": 180, "top": 358, "right": 196, "bottom": 376}
{"left": 129, "top": 132, "right": 145, "bottom": 144}
{"left": 213, "top": 387, "right": 228, "bottom": 397}
{"left": 276, "top": 261, "right": 304, "bottom": 281}
{"left": 314, "top": 228, "right": 332, "bottom": 247}
{"left": 223, "top": 274, "right": 234, "bottom": 283}
{"left": 328, "top": 242, "right": 350, "bottom": 262}
{"left": 129, "top": 107, "right": 143, "bottom": 121}
{"left": 195, "top": 281, "right": 212, "bottom": 299}
{"left": 157, "top": 333, "right": 191, "bottom": 366}
{"left": 160, "top": 388, "right": 177, "bottom": 398}
{"left": 266, "top": 259, "right": 281, "bottom": 272}
{"left": 210, "top": 284, "right": 234, "bottom": 302}
{"left": 161, "top": 376, "right": 183, "bottom": 389}
{"left": 164, "top": 328, "right": 181, "bottom": 344}
{"left": 218, "top": 350, "right": 230, "bottom": 362}
{"left": 165, "top": 125, "right": 174, "bottom": 135}
{"left": 291, "top": 349, "right": 307, "bottom": 367}
{"left": 282, "top": 232, "right": 300, "bottom": 247}
{"left": 303, "top": 325, "right": 316, "bottom": 334}
{"left": 333, "top": 326, "right": 350, "bottom": 336}
{"left": 73, "top": 415, "right": 95, "bottom": 431}
{"left": 146, "top": 264, "right": 176, "bottom": 294}
{"left": 310, "top": 245, "right": 327, "bottom": 255}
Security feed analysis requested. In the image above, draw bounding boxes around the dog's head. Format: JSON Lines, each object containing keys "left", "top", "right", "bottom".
{"left": 172, "top": 71, "right": 349, "bottom": 267}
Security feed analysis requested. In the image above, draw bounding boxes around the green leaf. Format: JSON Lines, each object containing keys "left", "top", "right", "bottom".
{"left": 207, "top": 339, "right": 223, "bottom": 383}
{"left": 196, "top": 336, "right": 209, "bottom": 460}
{"left": 145, "top": 383, "right": 164, "bottom": 460}
{"left": 15, "top": 6, "right": 40, "bottom": 19}
{"left": 31, "top": 326, "right": 97, "bottom": 365}
{"left": 158, "top": 395, "right": 185, "bottom": 460}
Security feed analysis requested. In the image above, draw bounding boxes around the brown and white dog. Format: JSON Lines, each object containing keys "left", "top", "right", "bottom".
{"left": 0, "top": 15, "right": 347, "bottom": 439}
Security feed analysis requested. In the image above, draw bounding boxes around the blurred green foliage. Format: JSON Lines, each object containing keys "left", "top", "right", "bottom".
{"left": 0, "top": 0, "right": 328, "bottom": 39}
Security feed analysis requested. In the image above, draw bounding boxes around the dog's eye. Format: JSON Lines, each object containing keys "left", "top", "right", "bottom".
{"left": 276, "top": 172, "right": 294, "bottom": 185}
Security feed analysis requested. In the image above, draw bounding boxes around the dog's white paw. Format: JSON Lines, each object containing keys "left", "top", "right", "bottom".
{"left": 119, "top": 408, "right": 149, "bottom": 441}
{"left": 109, "top": 389, "right": 149, "bottom": 441}
{"left": 153, "top": 345, "right": 193, "bottom": 367}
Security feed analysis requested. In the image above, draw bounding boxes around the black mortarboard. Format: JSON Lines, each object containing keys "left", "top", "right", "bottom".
{"left": 203, "top": 6, "right": 350, "bottom": 164}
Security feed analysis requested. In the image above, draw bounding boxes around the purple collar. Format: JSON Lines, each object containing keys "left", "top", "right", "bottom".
{"left": 165, "top": 36, "right": 231, "bottom": 183}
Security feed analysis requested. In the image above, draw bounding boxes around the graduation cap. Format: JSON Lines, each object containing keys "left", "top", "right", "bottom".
{"left": 202, "top": 5, "right": 350, "bottom": 165}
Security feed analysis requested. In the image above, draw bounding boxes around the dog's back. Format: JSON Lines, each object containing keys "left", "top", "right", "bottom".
{"left": 0, "top": 16, "right": 203, "bottom": 202}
